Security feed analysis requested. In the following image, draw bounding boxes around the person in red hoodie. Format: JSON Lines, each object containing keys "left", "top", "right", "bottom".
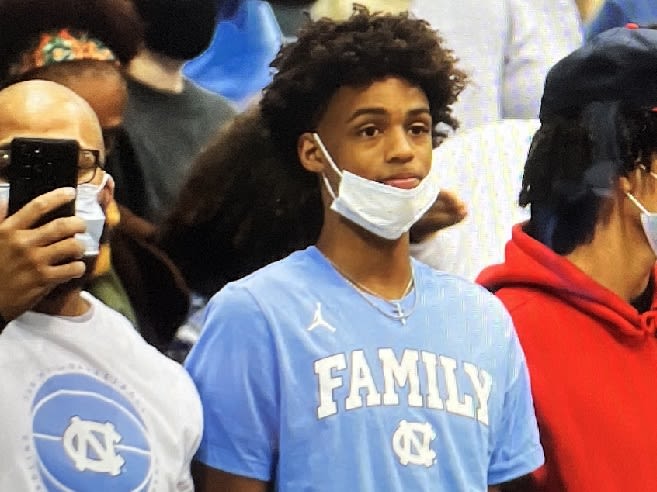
{"left": 478, "top": 25, "right": 657, "bottom": 491}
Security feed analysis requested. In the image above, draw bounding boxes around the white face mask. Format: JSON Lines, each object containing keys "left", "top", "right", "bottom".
{"left": 0, "top": 175, "right": 109, "bottom": 256}
{"left": 626, "top": 167, "right": 657, "bottom": 256}
{"left": 0, "top": 184, "right": 8, "bottom": 207}
{"left": 75, "top": 172, "right": 110, "bottom": 257}
{"left": 313, "top": 133, "right": 440, "bottom": 240}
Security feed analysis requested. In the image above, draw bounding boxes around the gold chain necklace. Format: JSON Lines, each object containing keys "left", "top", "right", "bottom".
{"left": 325, "top": 257, "right": 417, "bottom": 325}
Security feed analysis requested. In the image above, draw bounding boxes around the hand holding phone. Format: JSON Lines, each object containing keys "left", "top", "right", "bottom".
{"left": 7, "top": 137, "right": 79, "bottom": 226}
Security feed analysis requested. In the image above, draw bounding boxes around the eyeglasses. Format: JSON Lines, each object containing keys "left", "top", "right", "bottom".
{"left": 0, "top": 147, "right": 103, "bottom": 185}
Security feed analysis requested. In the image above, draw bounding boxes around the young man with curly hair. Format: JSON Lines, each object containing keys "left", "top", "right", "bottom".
{"left": 185, "top": 8, "right": 543, "bottom": 492}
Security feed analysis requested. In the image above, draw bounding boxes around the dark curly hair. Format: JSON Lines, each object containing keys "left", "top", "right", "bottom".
{"left": 0, "top": 0, "right": 143, "bottom": 84}
{"left": 521, "top": 106, "right": 657, "bottom": 255}
{"left": 159, "top": 7, "right": 466, "bottom": 297}
{"left": 261, "top": 5, "right": 466, "bottom": 168}
{"left": 159, "top": 108, "right": 322, "bottom": 297}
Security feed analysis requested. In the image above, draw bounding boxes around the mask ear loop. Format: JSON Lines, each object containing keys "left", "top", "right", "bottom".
{"left": 312, "top": 133, "right": 341, "bottom": 201}
{"left": 626, "top": 191, "right": 651, "bottom": 214}
{"left": 638, "top": 163, "right": 657, "bottom": 181}
{"left": 626, "top": 165, "right": 657, "bottom": 215}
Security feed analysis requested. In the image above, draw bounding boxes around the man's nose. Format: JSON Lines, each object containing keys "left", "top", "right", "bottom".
{"left": 385, "top": 127, "right": 414, "bottom": 163}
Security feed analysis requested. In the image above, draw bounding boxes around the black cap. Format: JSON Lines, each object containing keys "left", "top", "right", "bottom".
{"left": 540, "top": 25, "right": 657, "bottom": 120}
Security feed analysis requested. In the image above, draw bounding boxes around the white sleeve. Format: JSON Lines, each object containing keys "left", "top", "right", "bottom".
{"left": 502, "top": 0, "right": 582, "bottom": 118}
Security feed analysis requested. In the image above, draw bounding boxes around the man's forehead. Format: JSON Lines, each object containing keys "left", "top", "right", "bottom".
{"left": 0, "top": 83, "right": 103, "bottom": 150}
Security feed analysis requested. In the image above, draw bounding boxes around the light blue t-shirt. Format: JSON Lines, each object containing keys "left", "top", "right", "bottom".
{"left": 185, "top": 246, "right": 543, "bottom": 490}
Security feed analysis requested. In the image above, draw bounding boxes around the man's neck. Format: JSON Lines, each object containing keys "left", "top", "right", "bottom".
{"left": 316, "top": 213, "right": 412, "bottom": 300}
{"left": 33, "top": 288, "right": 91, "bottom": 317}
{"left": 127, "top": 49, "right": 186, "bottom": 93}
{"left": 565, "top": 216, "right": 655, "bottom": 303}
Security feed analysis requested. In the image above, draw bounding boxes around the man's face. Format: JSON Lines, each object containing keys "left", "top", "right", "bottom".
{"left": 0, "top": 81, "right": 109, "bottom": 305}
{"left": 0, "top": 90, "right": 104, "bottom": 162}
{"left": 312, "top": 76, "right": 433, "bottom": 192}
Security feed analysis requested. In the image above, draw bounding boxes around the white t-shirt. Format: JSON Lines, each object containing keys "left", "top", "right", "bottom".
{"left": 411, "top": 0, "right": 582, "bottom": 129}
{"left": 411, "top": 119, "right": 539, "bottom": 280}
{"left": 0, "top": 292, "right": 202, "bottom": 491}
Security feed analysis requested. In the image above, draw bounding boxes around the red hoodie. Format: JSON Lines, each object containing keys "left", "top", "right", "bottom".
{"left": 477, "top": 224, "right": 657, "bottom": 492}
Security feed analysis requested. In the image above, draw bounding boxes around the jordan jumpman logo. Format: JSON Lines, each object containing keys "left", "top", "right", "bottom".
{"left": 306, "top": 303, "right": 336, "bottom": 333}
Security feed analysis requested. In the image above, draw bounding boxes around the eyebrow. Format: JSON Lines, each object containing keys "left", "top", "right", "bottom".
{"left": 346, "top": 107, "right": 432, "bottom": 123}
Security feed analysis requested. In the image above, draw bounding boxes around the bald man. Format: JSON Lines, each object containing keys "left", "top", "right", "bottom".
{"left": 0, "top": 80, "right": 90, "bottom": 325}
{"left": 0, "top": 80, "right": 202, "bottom": 490}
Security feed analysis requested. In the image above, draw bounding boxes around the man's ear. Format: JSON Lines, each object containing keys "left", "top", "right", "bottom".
{"left": 98, "top": 173, "right": 115, "bottom": 210}
{"left": 297, "top": 132, "right": 326, "bottom": 174}
{"left": 619, "top": 175, "right": 633, "bottom": 195}
{"left": 620, "top": 165, "right": 646, "bottom": 196}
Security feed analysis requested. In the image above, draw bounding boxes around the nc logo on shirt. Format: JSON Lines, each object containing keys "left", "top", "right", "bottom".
{"left": 392, "top": 420, "right": 436, "bottom": 467}
{"left": 31, "top": 373, "right": 152, "bottom": 491}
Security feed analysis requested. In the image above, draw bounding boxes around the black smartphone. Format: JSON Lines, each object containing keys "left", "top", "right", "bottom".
{"left": 7, "top": 137, "right": 78, "bottom": 226}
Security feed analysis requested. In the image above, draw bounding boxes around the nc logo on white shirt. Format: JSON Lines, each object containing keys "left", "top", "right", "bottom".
{"left": 31, "top": 372, "right": 152, "bottom": 490}
{"left": 306, "top": 303, "right": 336, "bottom": 333}
{"left": 63, "top": 417, "right": 125, "bottom": 475}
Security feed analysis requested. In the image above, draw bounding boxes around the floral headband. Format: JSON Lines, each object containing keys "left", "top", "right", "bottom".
{"left": 9, "top": 28, "right": 117, "bottom": 79}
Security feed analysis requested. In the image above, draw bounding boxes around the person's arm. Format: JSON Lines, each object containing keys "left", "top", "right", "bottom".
{"left": 184, "top": 284, "right": 279, "bottom": 489}
{"left": 409, "top": 189, "right": 467, "bottom": 244}
{"left": 488, "top": 305, "right": 544, "bottom": 487}
{"left": 0, "top": 187, "right": 86, "bottom": 325}
{"left": 193, "top": 461, "right": 269, "bottom": 492}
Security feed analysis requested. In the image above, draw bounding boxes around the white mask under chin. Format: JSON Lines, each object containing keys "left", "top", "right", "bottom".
{"left": 75, "top": 173, "right": 110, "bottom": 256}
{"left": 313, "top": 133, "right": 440, "bottom": 240}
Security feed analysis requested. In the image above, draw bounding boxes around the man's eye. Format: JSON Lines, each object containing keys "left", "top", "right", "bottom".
{"left": 359, "top": 126, "right": 380, "bottom": 137}
{"left": 409, "top": 124, "right": 430, "bottom": 136}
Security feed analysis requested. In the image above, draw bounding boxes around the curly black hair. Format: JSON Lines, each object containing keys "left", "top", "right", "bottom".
{"left": 521, "top": 107, "right": 657, "bottom": 254}
{"left": 0, "top": 0, "right": 143, "bottom": 84}
{"left": 159, "top": 7, "right": 466, "bottom": 297}
{"left": 159, "top": 108, "right": 322, "bottom": 297}
{"left": 261, "top": 5, "right": 466, "bottom": 168}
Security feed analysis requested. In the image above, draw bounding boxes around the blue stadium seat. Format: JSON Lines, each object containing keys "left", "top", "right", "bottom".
{"left": 184, "top": 0, "right": 282, "bottom": 108}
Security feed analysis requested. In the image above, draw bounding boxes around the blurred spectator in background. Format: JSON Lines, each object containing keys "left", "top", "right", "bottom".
{"left": 407, "top": 0, "right": 582, "bottom": 275}
{"left": 411, "top": 119, "right": 539, "bottom": 280}
{"left": 410, "top": 0, "right": 582, "bottom": 130}
{"left": 585, "top": 0, "right": 657, "bottom": 39}
{"left": 118, "top": 0, "right": 236, "bottom": 223}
